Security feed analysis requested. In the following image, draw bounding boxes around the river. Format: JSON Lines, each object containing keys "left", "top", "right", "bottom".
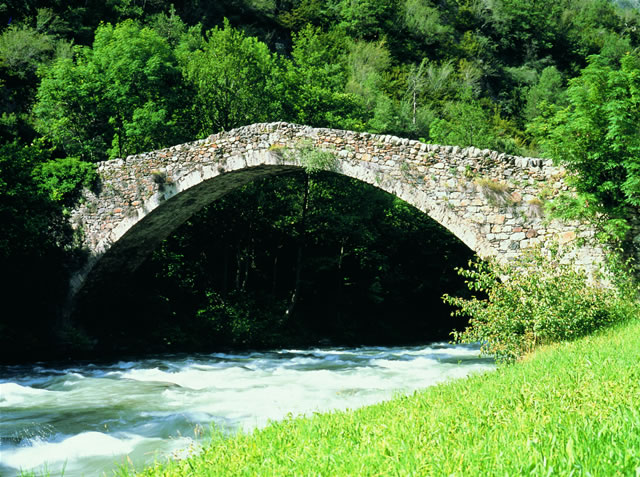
{"left": 0, "top": 343, "right": 494, "bottom": 476}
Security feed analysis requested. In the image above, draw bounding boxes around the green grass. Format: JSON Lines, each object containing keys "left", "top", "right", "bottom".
{"left": 131, "top": 318, "right": 640, "bottom": 476}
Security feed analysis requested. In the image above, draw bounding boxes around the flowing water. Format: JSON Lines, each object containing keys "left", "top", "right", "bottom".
{"left": 0, "top": 343, "right": 494, "bottom": 476}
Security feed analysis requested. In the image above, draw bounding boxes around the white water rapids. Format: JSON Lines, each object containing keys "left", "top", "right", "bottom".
{"left": 0, "top": 343, "right": 494, "bottom": 476}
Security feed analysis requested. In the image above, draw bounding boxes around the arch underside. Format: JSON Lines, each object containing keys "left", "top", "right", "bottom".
{"left": 74, "top": 164, "right": 299, "bottom": 303}
{"left": 73, "top": 158, "right": 490, "bottom": 307}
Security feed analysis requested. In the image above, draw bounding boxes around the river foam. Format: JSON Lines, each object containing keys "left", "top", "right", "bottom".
{"left": 0, "top": 343, "right": 494, "bottom": 477}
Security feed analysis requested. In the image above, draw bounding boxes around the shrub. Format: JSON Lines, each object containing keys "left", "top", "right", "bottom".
{"left": 195, "top": 291, "right": 287, "bottom": 348}
{"left": 296, "top": 139, "right": 338, "bottom": 173}
{"left": 32, "top": 156, "right": 97, "bottom": 205}
{"left": 443, "top": 248, "right": 638, "bottom": 362}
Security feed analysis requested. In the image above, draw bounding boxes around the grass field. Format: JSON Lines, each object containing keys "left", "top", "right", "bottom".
{"left": 129, "top": 317, "right": 640, "bottom": 476}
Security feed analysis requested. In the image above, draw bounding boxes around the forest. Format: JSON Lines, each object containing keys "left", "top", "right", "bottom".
{"left": 1, "top": 0, "right": 640, "bottom": 361}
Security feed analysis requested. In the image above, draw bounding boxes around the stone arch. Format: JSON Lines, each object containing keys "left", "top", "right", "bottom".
{"left": 69, "top": 122, "right": 604, "bottom": 308}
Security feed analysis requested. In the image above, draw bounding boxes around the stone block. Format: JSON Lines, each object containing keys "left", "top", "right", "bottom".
{"left": 559, "top": 231, "right": 576, "bottom": 244}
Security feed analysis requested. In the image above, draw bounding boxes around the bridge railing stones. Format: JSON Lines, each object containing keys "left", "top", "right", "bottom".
{"left": 69, "top": 122, "right": 606, "bottom": 299}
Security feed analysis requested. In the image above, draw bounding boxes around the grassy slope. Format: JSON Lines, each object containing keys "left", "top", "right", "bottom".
{"left": 134, "top": 319, "right": 640, "bottom": 476}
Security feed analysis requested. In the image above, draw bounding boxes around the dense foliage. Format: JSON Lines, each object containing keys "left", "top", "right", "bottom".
{"left": 35, "top": 21, "right": 188, "bottom": 161}
{"left": 530, "top": 52, "right": 640, "bottom": 232}
{"left": 444, "top": 249, "right": 639, "bottom": 361}
{"left": 1, "top": 0, "right": 640, "bottom": 360}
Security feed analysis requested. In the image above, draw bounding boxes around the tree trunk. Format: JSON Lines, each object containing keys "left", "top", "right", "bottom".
{"left": 235, "top": 245, "right": 242, "bottom": 291}
{"left": 272, "top": 247, "right": 280, "bottom": 296}
{"left": 412, "top": 89, "right": 417, "bottom": 125}
{"left": 222, "top": 249, "right": 229, "bottom": 293}
{"left": 334, "top": 241, "right": 346, "bottom": 327}
{"left": 285, "top": 172, "right": 310, "bottom": 318}
{"left": 241, "top": 244, "right": 251, "bottom": 291}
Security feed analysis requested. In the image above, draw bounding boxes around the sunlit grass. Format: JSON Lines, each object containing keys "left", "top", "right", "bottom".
{"left": 129, "top": 317, "right": 640, "bottom": 476}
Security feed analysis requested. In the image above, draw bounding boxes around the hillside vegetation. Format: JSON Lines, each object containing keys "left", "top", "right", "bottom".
{"left": 1, "top": 0, "right": 640, "bottom": 359}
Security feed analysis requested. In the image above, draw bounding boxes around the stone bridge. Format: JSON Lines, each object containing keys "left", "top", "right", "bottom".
{"left": 69, "top": 122, "right": 605, "bottom": 307}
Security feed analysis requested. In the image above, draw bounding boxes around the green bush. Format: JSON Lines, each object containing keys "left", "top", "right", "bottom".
{"left": 195, "top": 291, "right": 288, "bottom": 348}
{"left": 32, "top": 156, "right": 96, "bottom": 204}
{"left": 443, "top": 248, "right": 638, "bottom": 362}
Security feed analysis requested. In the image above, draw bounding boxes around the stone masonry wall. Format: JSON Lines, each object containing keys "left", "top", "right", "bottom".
{"left": 69, "top": 122, "right": 605, "bottom": 300}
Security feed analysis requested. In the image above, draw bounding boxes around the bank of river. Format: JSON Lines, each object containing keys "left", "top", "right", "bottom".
{"left": 0, "top": 343, "right": 494, "bottom": 476}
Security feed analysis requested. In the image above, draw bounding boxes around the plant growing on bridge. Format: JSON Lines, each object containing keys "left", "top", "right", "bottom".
{"left": 527, "top": 197, "right": 545, "bottom": 218}
{"left": 295, "top": 139, "right": 338, "bottom": 173}
{"left": 443, "top": 248, "right": 638, "bottom": 362}
{"left": 463, "top": 165, "right": 476, "bottom": 179}
{"left": 151, "top": 169, "right": 167, "bottom": 184}
{"left": 399, "top": 161, "right": 412, "bottom": 179}
{"left": 475, "top": 177, "right": 512, "bottom": 206}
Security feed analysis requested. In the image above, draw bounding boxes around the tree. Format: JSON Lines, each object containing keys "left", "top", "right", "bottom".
{"left": 0, "top": 19, "right": 62, "bottom": 142}
{"left": 0, "top": 141, "right": 79, "bottom": 360}
{"left": 523, "top": 66, "right": 567, "bottom": 123}
{"left": 0, "top": 24, "right": 56, "bottom": 80}
{"left": 484, "top": 0, "right": 560, "bottom": 65}
{"left": 345, "top": 39, "right": 390, "bottom": 113}
{"left": 367, "top": 58, "right": 439, "bottom": 139}
{"left": 35, "top": 19, "right": 191, "bottom": 161}
{"left": 283, "top": 25, "right": 367, "bottom": 129}
{"left": 532, "top": 52, "right": 640, "bottom": 221}
{"left": 403, "top": 0, "right": 454, "bottom": 47}
{"left": 337, "top": 0, "right": 396, "bottom": 41}
{"left": 184, "top": 19, "right": 283, "bottom": 135}
{"left": 278, "top": 0, "right": 335, "bottom": 30}
{"left": 429, "top": 91, "right": 496, "bottom": 148}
